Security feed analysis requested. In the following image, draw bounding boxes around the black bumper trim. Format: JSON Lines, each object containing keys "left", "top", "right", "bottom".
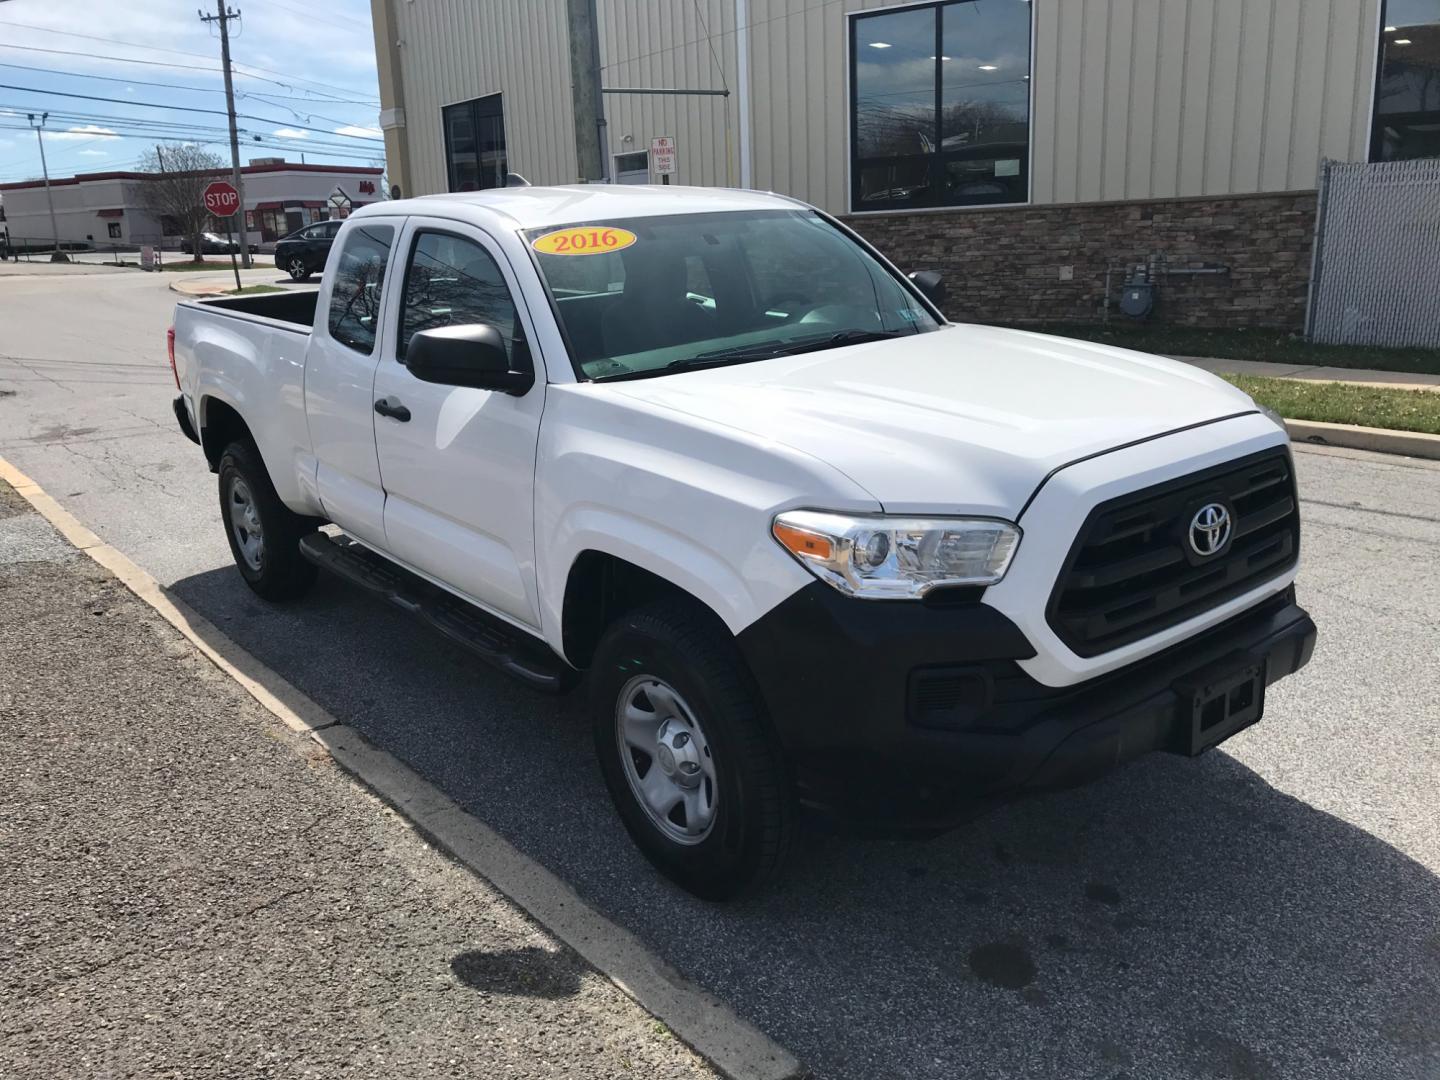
{"left": 738, "top": 582, "right": 1315, "bottom": 827}
{"left": 173, "top": 395, "right": 200, "bottom": 445}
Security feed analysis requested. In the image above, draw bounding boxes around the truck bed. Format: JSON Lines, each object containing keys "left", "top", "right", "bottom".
{"left": 194, "top": 289, "right": 319, "bottom": 332}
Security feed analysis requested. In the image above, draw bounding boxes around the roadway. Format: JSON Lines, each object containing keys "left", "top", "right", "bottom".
{"left": 2, "top": 265, "right": 1437, "bottom": 1080}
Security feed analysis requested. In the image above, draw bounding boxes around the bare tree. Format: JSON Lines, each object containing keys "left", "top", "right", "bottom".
{"left": 133, "top": 144, "right": 226, "bottom": 259}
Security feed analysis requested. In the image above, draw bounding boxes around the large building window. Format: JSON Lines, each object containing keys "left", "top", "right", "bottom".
{"left": 443, "top": 94, "right": 508, "bottom": 192}
{"left": 850, "top": 0, "right": 1032, "bottom": 212}
{"left": 1372, "top": 1, "right": 1440, "bottom": 161}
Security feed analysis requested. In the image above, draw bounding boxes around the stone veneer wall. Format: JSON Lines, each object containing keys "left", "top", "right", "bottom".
{"left": 843, "top": 191, "right": 1318, "bottom": 333}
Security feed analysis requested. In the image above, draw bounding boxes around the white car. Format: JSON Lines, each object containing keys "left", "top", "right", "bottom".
{"left": 169, "top": 184, "right": 1316, "bottom": 898}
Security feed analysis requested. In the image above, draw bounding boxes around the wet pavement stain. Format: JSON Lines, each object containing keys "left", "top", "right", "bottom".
{"left": 967, "top": 942, "right": 1037, "bottom": 990}
{"left": 1085, "top": 881, "right": 1123, "bottom": 906}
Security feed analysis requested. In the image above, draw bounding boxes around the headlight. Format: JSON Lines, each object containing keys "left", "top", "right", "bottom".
{"left": 772, "top": 510, "right": 1020, "bottom": 599}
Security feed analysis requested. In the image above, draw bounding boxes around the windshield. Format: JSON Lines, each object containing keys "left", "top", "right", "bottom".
{"left": 525, "top": 209, "right": 941, "bottom": 381}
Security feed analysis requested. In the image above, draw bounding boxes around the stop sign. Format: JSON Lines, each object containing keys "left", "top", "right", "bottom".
{"left": 202, "top": 180, "right": 240, "bottom": 217}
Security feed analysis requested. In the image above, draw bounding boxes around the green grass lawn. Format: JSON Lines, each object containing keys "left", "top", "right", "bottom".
{"left": 1014, "top": 323, "right": 1440, "bottom": 376}
{"left": 1223, "top": 375, "right": 1440, "bottom": 435}
{"left": 226, "top": 285, "right": 285, "bottom": 295}
{"left": 158, "top": 260, "right": 244, "bottom": 272}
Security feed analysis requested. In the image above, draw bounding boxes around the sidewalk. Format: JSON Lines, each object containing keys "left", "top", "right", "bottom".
{"left": 169, "top": 267, "right": 295, "bottom": 297}
{"left": 0, "top": 478, "right": 715, "bottom": 1080}
{"left": 1173, "top": 354, "right": 1440, "bottom": 392}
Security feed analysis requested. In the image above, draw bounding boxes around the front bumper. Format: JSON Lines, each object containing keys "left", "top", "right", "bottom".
{"left": 736, "top": 583, "right": 1316, "bottom": 827}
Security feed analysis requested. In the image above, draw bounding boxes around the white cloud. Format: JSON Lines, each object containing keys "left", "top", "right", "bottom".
{"left": 273, "top": 128, "right": 310, "bottom": 139}
{"left": 78, "top": 149, "right": 108, "bottom": 157}
{"left": 47, "top": 125, "right": 119, "bottom": 140}
{"left": 334, "top": 125, "right": 382, "bottom": 139}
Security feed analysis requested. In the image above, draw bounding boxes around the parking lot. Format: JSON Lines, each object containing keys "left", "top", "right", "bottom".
{"left": 2, "top": 267, "right": 1437, "bottom": 1079}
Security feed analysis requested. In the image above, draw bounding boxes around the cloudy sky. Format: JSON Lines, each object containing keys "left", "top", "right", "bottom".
{"left": 0, "top": 0, "right": 382, "bottom": 183}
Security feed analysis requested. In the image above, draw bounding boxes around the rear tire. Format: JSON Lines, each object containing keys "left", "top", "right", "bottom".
{"left": 591, "top": 598, "right": 794, "bottom": 900}
{"left": 217, "top": 439, "right": 317, "bottom": 602}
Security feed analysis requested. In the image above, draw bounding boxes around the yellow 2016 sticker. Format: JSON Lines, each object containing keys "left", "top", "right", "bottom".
{"left": 531, "top": 226, "right": 637, "bottom": 256}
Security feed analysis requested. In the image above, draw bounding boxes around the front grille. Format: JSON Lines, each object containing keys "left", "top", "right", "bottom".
{"left": 1047, "top": 448, "right": 1299, "bottom": 657}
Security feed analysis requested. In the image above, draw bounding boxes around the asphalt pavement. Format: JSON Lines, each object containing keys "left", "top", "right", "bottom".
{"left": 1, "top": 269, "right": 1437, "bottom": 1079}
{"left": 0, "top": 477, "right": 716, "bottom": 1079}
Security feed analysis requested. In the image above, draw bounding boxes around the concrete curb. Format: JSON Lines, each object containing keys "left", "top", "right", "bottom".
{"left": 168, "top": 278, "right": 231, "bottom": 297}
{"left": 0, "top": 454, "right": 807, "bottom": 1080}
{"left": 1285, "top": 419, "right": 1440, "bottom": 461}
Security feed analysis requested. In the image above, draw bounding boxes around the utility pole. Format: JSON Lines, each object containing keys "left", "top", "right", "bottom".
{"left": 565, "top": 0, "right": 608, "bottom": 182}
{"left": 199, "top": 2, "right": 252, "bottom": 267}
{"left": 27, "top": 112, "right": 66, "bottom": 262}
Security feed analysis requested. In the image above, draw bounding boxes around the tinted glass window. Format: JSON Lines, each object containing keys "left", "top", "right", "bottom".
{"left": 851, "top": 0, "right": 1031, "bottom": 211}
{"left": 527, "top": 210, "right": 940, "bottom": 381}
{"left": 398, "top": 232, "right": 518, "bottom": 360}
{"left": 327, "top": 224, "right": 394, "bottom": 354}
{"left": 444, "top": 94, "right": 508, "bottom": 192}
{"left": 1372, "top": 1, "right": 1440, "bottom": 160}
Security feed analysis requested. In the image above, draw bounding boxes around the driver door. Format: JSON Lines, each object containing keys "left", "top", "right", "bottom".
{"left": 370, "top": 220, "right": 545, "bottom": 630}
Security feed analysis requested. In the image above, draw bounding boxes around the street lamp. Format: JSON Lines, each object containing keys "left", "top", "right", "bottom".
{"left": 27, "top": 112, "right": 67, "bottom": 263}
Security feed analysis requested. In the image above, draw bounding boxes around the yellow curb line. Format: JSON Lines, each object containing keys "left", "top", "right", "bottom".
{"left": 0, "top": 453, "right": 805, "bottom": 1080}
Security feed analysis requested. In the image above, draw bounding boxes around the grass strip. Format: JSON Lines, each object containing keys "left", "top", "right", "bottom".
{"left": 1010, "top": 323, "right": 1440, "bottom": 376}
{"left": 1222, "top": 374, "right": 1440, "bottom": 435}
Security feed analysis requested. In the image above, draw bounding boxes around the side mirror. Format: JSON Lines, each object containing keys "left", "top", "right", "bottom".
{"left": 908, "top": 270, "right": 946, "bottom": 310}
{"left": 405, "top": 324, "right": 533, "bottom": 395}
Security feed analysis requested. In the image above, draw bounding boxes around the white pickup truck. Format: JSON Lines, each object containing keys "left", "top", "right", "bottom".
{"left": 171, "top": 184, "right": 1315, "bottom": 898}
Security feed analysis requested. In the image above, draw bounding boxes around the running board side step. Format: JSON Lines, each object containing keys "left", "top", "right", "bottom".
{"left": 299, "top": 532, "right": 572, "bottom": 693}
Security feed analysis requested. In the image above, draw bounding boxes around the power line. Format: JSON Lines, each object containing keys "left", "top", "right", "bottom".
{"left": 0, "top": 43, "right": 378, "bottom": 106}
{"left": 0, "top": 60, "right": 227, "bottom": 94}
{"left": 0, "top": 17, "right": 380, "bottom": 102}
{"left": 0, "top": 83, "right": 384, "bottom": 141}
{"left": 248, "top": 0, "right": 371, "bottom": 32}
{"left": 0, "top": 114, "right": 384, "bottom": 158}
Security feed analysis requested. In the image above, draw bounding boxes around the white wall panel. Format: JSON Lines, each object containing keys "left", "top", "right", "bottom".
{"left": 385, "top": 0, "right": 1382, "bottom": 212}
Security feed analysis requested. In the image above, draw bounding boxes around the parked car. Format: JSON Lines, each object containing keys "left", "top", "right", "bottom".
{"left": 273, "top": 219, "right": 341, "bottom": 281}
{"left": 169, "top": 186, "right": 1316, "bottom": 899}
{"left": 181, "top": 231, "right": 257, "bottom": 256}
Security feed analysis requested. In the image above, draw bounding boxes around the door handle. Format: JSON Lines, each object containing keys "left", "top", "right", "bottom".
{"left": 374, "top": 397, "right": 411, "bottom": 422}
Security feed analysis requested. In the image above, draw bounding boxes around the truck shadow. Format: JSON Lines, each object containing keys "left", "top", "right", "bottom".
{"left": 167, "top": 566, "right": 1440, "bottom": 1080}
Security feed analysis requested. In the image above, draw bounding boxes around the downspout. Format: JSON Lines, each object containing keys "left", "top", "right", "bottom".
{"left": 735, "top": 0, "right": 752, "bottom": 188}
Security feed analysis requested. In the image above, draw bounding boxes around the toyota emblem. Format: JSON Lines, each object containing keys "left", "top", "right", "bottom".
{"left": 1188, "top": 502, "right": 1232, "bottom": 557}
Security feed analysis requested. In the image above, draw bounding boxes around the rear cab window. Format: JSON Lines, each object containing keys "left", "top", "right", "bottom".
{"left": 327, "top": 223, "right": 395, "bottom": 354}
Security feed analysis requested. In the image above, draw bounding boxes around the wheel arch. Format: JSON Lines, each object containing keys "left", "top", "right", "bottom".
{"left": 560, "top": 549, "right": 735, "bottom": 670}
{"left": 198, "top": 394, "right": 256, "bottom": 472}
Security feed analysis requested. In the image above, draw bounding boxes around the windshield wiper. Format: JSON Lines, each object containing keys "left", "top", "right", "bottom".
{"left": 591, "top": 329, "right": 912, "bottom": 382}
{"left": 667, "top": 330, "right": 908, "bottom": 372}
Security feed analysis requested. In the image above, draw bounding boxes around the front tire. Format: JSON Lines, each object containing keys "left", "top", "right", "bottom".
{"left": 217, "top": 440, "right": 317, "bottom": 602}
{"left": 591, "top": 599, "right": 794, "bottom": 900}
{"left": 286, "top": 257, "right": 310, "bottom": 281}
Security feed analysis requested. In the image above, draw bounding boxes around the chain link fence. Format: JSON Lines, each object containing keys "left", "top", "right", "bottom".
{"left": 0, "top": 233, "right": 183, "bottom": 267}
{"left": 1306, "top": 158, "right": 1440, "bottom": 348}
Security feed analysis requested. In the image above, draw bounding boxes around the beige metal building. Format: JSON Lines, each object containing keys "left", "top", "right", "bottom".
{"left": 369, "top": 0, "right": 1440, "bottom": 329}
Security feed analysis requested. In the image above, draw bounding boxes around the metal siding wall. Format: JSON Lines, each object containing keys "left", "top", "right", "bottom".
{"left": 391, "top": 0, "right": 574, "bottom": 196}
{"left": 388, "top": 0, "right": 1381, "bottom": 210}
{"left": 597, "top": 0, "right": 737, "bottom": 187}
{"left": 1029, "top": 0, "right": 1380, "bottom": 205}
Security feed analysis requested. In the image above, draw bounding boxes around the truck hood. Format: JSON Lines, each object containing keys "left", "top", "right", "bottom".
{"left": 602, "top": 324, "right": 1259, "bottom": 518}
